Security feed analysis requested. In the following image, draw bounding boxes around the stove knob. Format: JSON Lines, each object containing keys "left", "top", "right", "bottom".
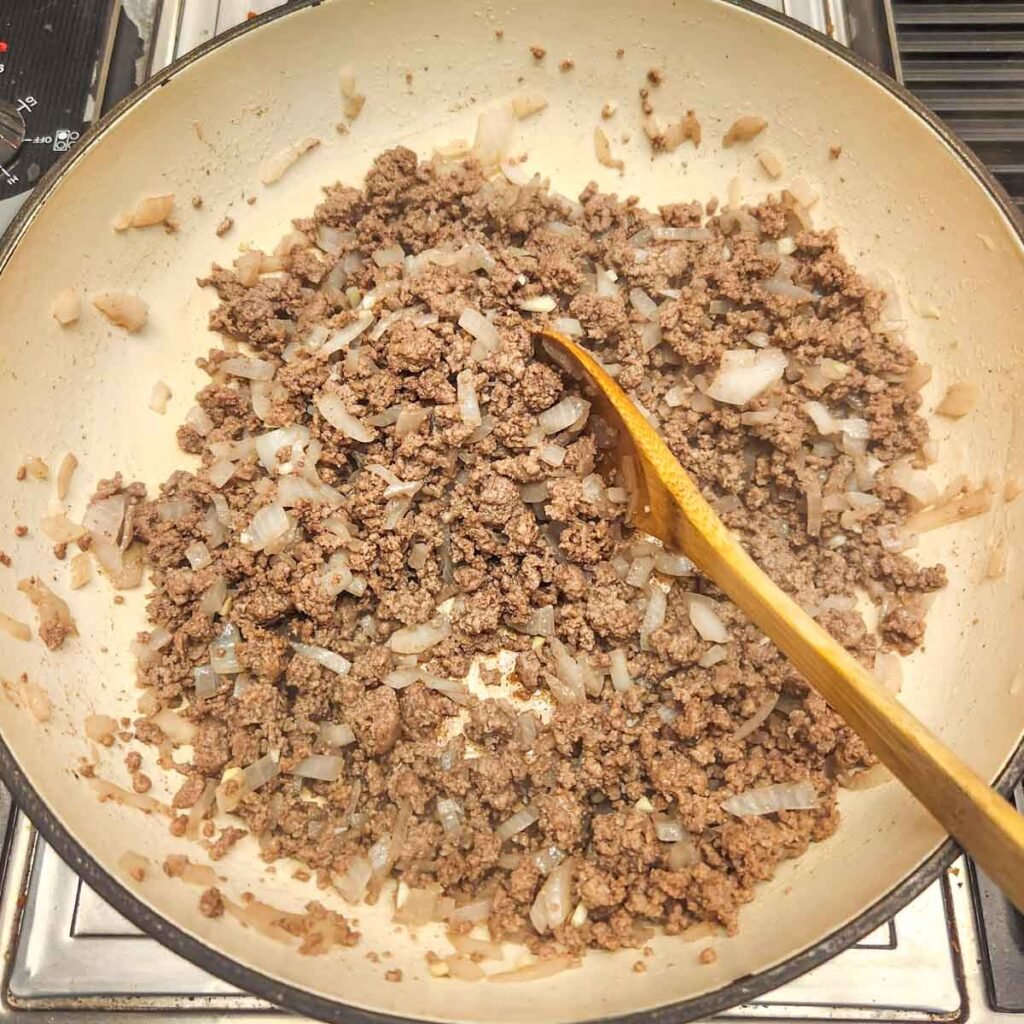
{"left": 0, "top": 101, "right": 27, "bottom": 165}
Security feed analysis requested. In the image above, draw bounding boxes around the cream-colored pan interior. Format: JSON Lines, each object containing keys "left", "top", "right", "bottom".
{"left": 0, "top": 0, "right": 1022, "bottom": 1021}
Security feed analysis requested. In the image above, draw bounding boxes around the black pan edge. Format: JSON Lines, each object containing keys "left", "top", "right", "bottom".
{"left": 0, "top": 2, "right": 1021, "bottom": 1022}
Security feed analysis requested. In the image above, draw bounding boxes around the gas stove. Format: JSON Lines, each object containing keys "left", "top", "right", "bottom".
{"left": 0, "top": 2, "right": 1021, "bottom": 1021}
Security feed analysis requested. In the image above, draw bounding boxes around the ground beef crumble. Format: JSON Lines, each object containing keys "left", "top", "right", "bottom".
{"left": 114, "top": 147, "right": 943, "bottom": 959}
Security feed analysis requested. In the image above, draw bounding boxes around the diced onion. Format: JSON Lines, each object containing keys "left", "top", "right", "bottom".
{"left": 609, "top": 649, "right": 633, "bottom": 692}
{"left": 457, "top": 369, "right": 483, "bottom": 427}
{"left": 510, "top": 605, "right": 555, "bottom": 637}
{"left": 472, "top": 106, "right": 516, "bottom": 168}
{"left": 185, "top": 405, "right": 214, "bottom": 436}
{"left": 321, "top": 314, "right": 374, "bottom": 356}
{"left": 335, "top": 855, "right": 372, "bottom": 904}
{"left": 221, "top": 356, "right": 275, "bottom": 381}
{"left": 539, "top": 396, "right": 590, "bottom": 435}
{"left": 184, "top": 540, "right": 212, "bottom": 570}
{"left": 685, "top": 594, "right": 730, "bottom": 642}
{"left": 887, "top": 461, "right": 939, "bottom": 508}
{"left": 459, "top": 308, "right": 500, "bottom": 359}
{"left": 318, "top": 722, "right": 356, "bottom": 747}
{"left": 389, "top": 617, "right": 451, "bottom": 655}
{"left": 92, "top": 292, "right": 148, "bottom": 332}
{"left": 529, "top": 860, "right": 573, "bottom": 933}
{"left": 552, "top": 317, "right": 583, "bottom": 338}
{"left": 436, "top": 797, "right": 464, "bottom": 835}
{"left": 655, "top": 551, "right": 694, "bottom": 576}
{"left": 52, "top": 288, "right": 81, "bottom": 326}
{"left": 732, "top": 694, "right": 779, "bottom": 740}
{"left": 194, "top": 664, "right": 219, "bottom": 698}
{"left": 149, "top": 381, "right": 172, "bottom": 414}
{"left": 496, "top": 806, "right": 539, "bottom": 842}
{"left": 210, "top": 622, "right": 242, "bottom": 674}
{"left": 0, "top": 611, "right": 31, "bottom": 642}
{"left": 698, "top": 644, "right": 728, "bottom": 668}
{"left": 629, "top": 288, "right": 659, "bottom": 319}
{"left": 760, "top": 277, "right": 816, "bottom": 302}
{"left": 722, "top": 781, "right": 818, "bottom": 816}
{"left": 40, "top": 514, "right": 86, "bottom": 544}
{"left": 152, "top": 707, "right": 197, "bottom": 745}
{"left": 260, "top": 136, "right": 320, "bottom": 185}
{"left": 240, "top": 502, "right": 293, "bottom": 553}
{"left": 705, "top": 349, "right": 787, "bottom": 406}
{"left": 243, "top": 752, "right": 280, "bottom": 791}
{"left": 316, "top": 393, "right": 376, "bottom": 442}
{"left": 292, "top": 754, "right": 343, "bottom": 782}
{"left": 291, "top": 640, "right": 352, "bottom": 676}
{"left": 641, "top": 585, "right": 667, "bottom": 645}
{"left": 539, "top": 445, "right": 566, "bottom": 467}
{"left": 396, "top": 406, "right": 430, "bottom": 437}
{"left": 518, "top": 295, "right": 557, "bottom": 313}
{"left": 654, "top": 815, "right": 686, "bottom": 843}
{"left": 651, "top": 226, "right": 710, "bottom": 242}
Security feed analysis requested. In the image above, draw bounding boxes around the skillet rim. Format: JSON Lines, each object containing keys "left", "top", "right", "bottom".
{"left": 0, "top": 1, "right": 1021, "bottom": 1021}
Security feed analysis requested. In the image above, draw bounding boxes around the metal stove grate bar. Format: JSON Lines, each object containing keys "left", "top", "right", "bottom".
{"left": 894, "top": 0, "right": 1024, "bottom": 204}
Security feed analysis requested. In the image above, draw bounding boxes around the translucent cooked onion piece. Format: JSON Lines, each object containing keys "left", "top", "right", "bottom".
{"left": 318, "top": 722, "right": 356, "bottom": 747}
{"left": 92, "top": 292, "right": 148, "bottom": 332}
{"left": 260, "top": 136, "right": 320, "bottom": 185}
{"left": 509, "top": 605, "right": 554, "bottom": 637}
{"left": 459, "top": 307, "right": 500, "bottom": 359}
{"left": 887, "top": 460, "right": 939, "bottom": 508}
{"left": 705, "top": 349, "right": 787, "bottom": 406}
{"left": 0, "top": 611, "right": 31, "bottom": 642}
{"left": 529, "top": 859, "right": 573, "bottom": 933}
{"left": 684, "top": 593, "right": 730, "bottom": 643}
{"left": 436, "top": 797, "right": 464, "bottom": 835}
{"left": 243, "top": 752, "right": 280, "bottom": 792}
{"left": 17, "top": 576, "right": 77, "bottom": 648}
{"left": 640, "top": 585, "right": 668, "bottom": 648}
{"left": 115, "top": 193, "right": 175, "bottom": 229}
{"left": 389, "top": 617, "right": 451, "bottom": 655}
{"left": 539, "top": 396, "right": 590, "bottom": 434}
{"left": 609, "top": 649, "right": 633, "bottom": 692}
{"left": 655, "top": 551, "right": 695, "bottom": 576}
{"left": 456, "top": 369, "right": 483, "bottom": 427}
{"left": 653, "top": 814, "right": 687, "bottom": 843}
{"left": 315, "top": 393, "right": 376, "bottom": 442}
{"left": 722, "top": 780, "right": 818, "bottom": 816}
{"left": 320, "top": 552, "right": 354, "bottom": 597}
{"left": 40, "top": 514, "right": 86, "bottom": 544}
{"left": 52, "top": 288, "right": 81, "bottom": 326}
{"left": 290, "top": 640, "right": 351, "bottom": 676}
{"left": 731, "top": 693, "right": 779, "bottom": 740}
{"left": 194, "top": 664, "right": 219, "bottom": 698}
{"left": 292, "top": 754, "right": 342, "bottom": 782}
{"left": 496, "top": 806, "right": 539, "bottom": 842}
{"left": 210, "top": 622, "right": 242, "bottom": 674}
{"left": 240, "top": 503, "right": 294, "bottom": 554}
{"left": 335, "top": 855, "right": 372, "bottom": 904}
{"left": 151, "top": 707, "right": 197, "bottom": 745}
{"left": 472, "top": 105, "right": 516, "bottom": 168}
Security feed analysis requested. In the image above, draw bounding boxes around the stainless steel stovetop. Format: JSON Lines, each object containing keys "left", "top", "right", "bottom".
{"left": 0, "top": 1, "right": 1021, "bottom": 1021}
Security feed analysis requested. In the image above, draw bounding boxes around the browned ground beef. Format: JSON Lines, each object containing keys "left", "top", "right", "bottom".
{"left": 115, "top": 147, "right": 943, "bottom": 957}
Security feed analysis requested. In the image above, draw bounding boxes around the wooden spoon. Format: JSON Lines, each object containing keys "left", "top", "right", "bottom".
{"left": 539, "top": 327, "right": 1024, "bottom": 911}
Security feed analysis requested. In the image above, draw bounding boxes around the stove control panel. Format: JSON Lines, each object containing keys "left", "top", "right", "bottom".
{"left": 0, "top": 1, "right": 116, "bottom": 234}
